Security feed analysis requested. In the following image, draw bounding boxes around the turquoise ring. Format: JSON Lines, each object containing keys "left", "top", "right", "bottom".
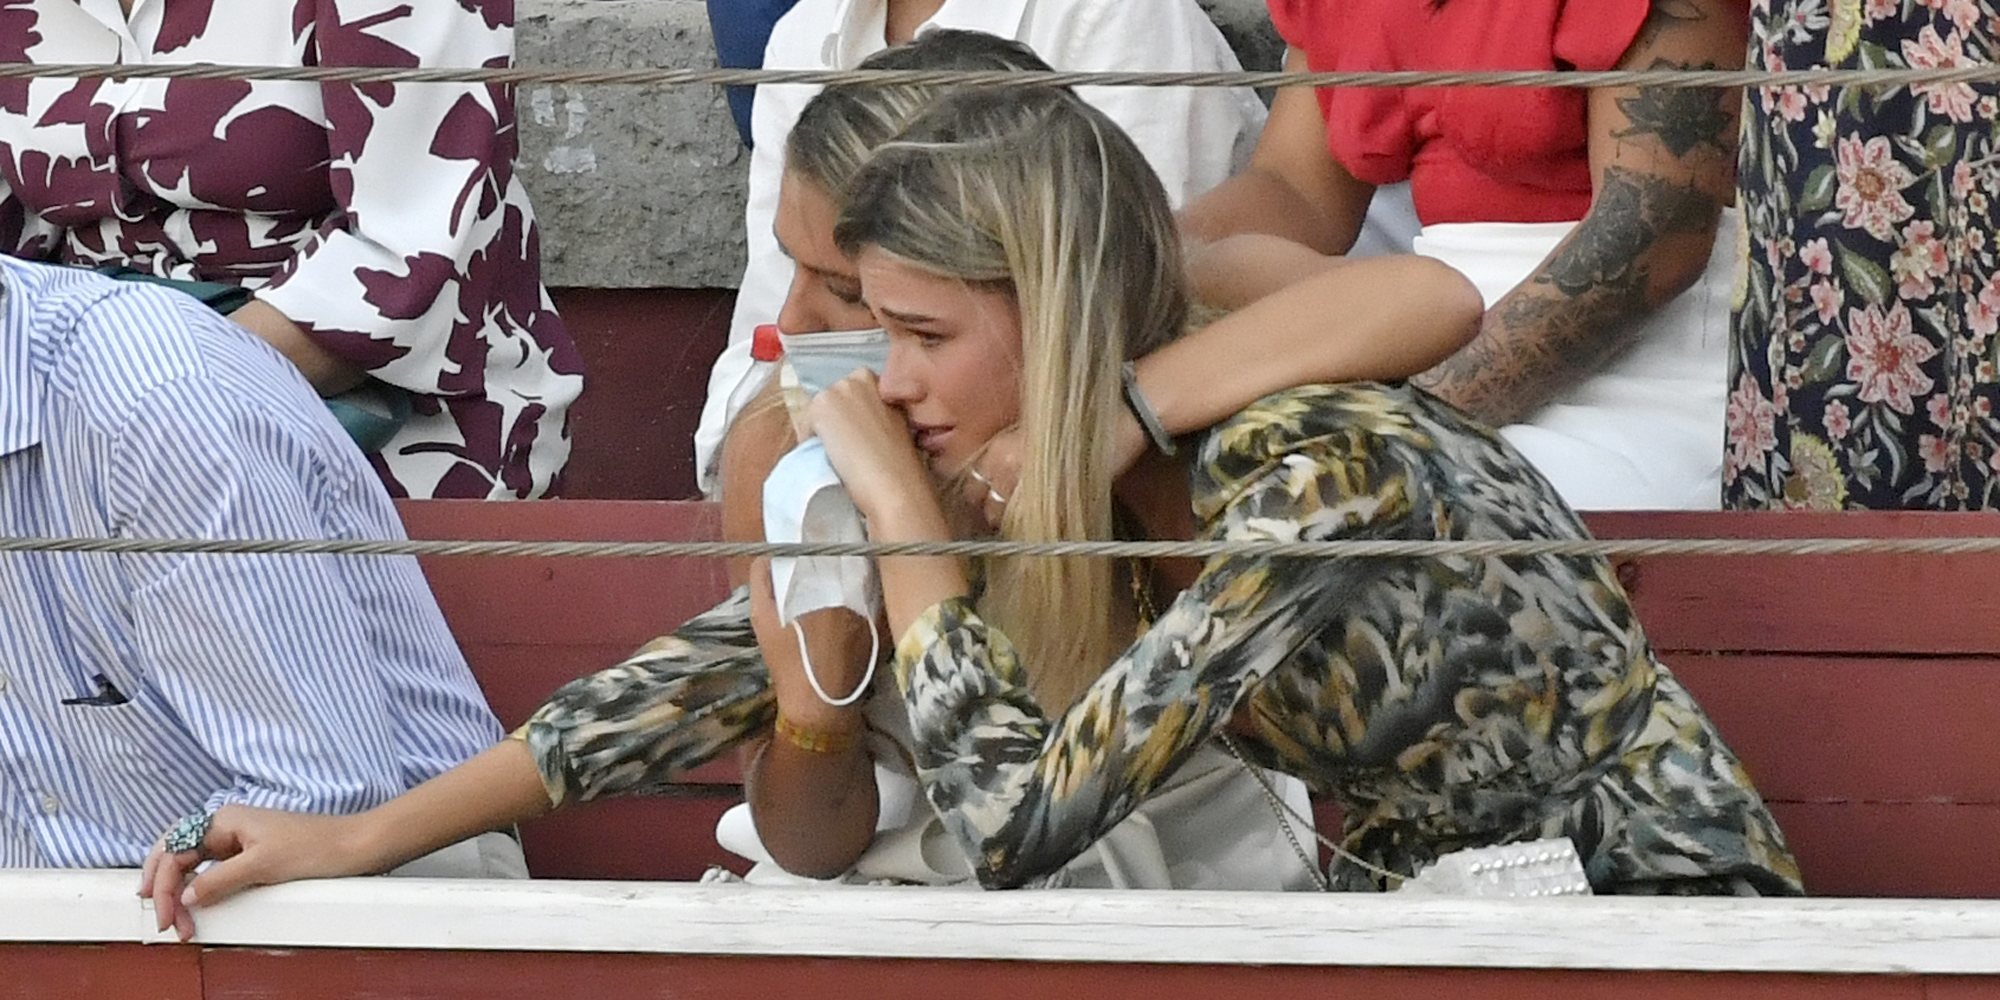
{"left": 161, "top": 812, "right": 213, "bottom": 855}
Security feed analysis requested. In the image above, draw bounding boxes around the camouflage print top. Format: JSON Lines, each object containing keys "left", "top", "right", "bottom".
{"left": 892, "top": 382, "right": 1805, "bottom": 895}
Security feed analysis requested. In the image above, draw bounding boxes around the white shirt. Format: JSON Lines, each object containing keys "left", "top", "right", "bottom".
{"left": 692, "top": 0, "right": 1268, "bottom": 492}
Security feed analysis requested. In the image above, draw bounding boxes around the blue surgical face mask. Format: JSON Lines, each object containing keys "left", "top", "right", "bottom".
{"left": 762, "top": 326, "right": 893, "bottom": 708}
{"left": 762, "top": 437, "right": 881, "bottom": 707}
{"left": 777, "top": 327, "right": 891, "bottom": 395}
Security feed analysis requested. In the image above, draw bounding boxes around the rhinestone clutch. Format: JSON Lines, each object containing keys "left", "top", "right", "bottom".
{"left": 1394, "top": 838, "right": 1594, "bottom": 898}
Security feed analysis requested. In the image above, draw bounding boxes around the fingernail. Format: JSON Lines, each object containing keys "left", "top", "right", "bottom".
{"left": 180, "top": 887, "right": 197, "bottom": 907}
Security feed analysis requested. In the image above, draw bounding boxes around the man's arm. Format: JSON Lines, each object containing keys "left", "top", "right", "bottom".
{"left": 722, "top": 383, "right": 880, "bottom": 878}
{"left": 1179, "top": 47, "right": 1374, "bottom": 254}
{"left": 1414, "top": 0, "right": 1746, "bottom": 425}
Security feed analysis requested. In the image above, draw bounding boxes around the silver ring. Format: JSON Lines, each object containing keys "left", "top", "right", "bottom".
{"left": 965, "top": 465, "right": 1009, "bottom": 506}
{"left": 162, "top": 811, "right": 214, "bottom": 855}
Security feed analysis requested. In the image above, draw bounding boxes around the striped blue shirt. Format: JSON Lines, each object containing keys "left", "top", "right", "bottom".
{"left": 0, "top": 258, "right": 500, "bottom": 868}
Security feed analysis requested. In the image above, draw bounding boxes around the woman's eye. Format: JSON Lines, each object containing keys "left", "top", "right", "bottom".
{"left": 829, "top": 285, "right": 864, "bottom": 305}
{"left": 884, "top": 322, "right": 947, "bottom": 347}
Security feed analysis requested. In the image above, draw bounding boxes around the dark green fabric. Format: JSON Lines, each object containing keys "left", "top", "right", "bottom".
{"left": 325, "top": 383, "right": 414, "bottom": 453}
{"left": 94, "top": 266, "right": 255, "bottom": 315}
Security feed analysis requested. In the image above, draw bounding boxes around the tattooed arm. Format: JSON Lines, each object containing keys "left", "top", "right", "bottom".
{"left": 1414, "top": 0, "right": 1747, "bottom": 425}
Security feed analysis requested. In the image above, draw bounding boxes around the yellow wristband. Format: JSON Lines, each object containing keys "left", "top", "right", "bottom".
{"left": 774, "top": 713, "right": 859, "bottom": 754}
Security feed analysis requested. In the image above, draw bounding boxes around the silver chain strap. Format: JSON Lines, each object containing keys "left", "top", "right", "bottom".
{"left": 1215, "top": 732, "right": 1407, "bottom": 891}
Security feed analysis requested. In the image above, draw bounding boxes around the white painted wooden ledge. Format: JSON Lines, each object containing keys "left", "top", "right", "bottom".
{"left": 5, "top": 871, "right": 1999, "bottom": 974}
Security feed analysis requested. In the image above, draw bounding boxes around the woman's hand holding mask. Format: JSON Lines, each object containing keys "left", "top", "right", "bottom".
{"left": 806, "top": 370, "right": 972, "bottom": 637}
{"left": 805, "top": 371, "right": 942, "bottom": 532}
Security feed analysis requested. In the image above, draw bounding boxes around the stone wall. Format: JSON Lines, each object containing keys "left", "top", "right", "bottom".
{"left": 516, "top": 1, "right": 748, "bottom": 289}
{"left": 515, "top": 0, "right": 1278, "bottom": 290}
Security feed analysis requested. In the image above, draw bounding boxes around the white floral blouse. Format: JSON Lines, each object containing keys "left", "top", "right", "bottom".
{"left": 0, "top": 0, "right": 583, "bottom": 498}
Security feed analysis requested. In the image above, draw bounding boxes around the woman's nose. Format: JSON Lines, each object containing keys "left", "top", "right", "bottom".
{"left": 876, "top": 346, "right": 921, "bottom": 404}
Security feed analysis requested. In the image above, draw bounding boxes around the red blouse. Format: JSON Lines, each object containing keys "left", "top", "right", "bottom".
{"left": 1267, "top": 0, "right": 1650, "bottom": 226}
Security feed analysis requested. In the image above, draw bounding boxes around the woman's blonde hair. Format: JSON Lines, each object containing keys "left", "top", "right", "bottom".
{"left": 734, "top": 30, "right": 1054, "bottom": 480}
{"left": 835, "top": 88, "right": 1192, "bottom": 708}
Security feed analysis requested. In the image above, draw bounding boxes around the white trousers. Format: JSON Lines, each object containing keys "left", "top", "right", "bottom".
{"left": 387, "top": 830, "right": 528, "bottom": 880}
{"left": 712, "top": 694, "right": 1319, "bottom": 890}
{"left": 1413, "top": 211, "right": 1738, "bottom": 511}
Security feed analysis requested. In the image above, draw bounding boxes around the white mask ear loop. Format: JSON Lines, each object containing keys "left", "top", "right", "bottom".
{"left": 790, "top": 617, "right": 880, "bottom": 707}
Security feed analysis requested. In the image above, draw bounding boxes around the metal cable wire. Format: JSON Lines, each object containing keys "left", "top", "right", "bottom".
{"left": 3, "top": 61, "right": 2000, "bottom": 90}
{"left": 2, "top": 533, "right": 1998, "bottom": 560}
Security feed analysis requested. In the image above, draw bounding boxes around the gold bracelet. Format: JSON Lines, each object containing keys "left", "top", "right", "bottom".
{"left": 773, "top": 713, "right": 859, "bottom": 754}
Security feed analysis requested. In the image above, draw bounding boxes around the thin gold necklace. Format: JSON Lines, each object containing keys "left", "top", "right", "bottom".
{"left": 1128, "top": 558, "right": 1158, "bottom": 635}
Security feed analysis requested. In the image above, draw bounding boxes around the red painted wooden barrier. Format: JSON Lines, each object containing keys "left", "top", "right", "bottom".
{"left": 188, "top": 950, "right": 2000, "bottom": 1000}
{"left": 1586, "top": 511, "right": 2000, "bottom": 656}
{"left": 548, "top": 288, "right": 733, "bottom": 502}
{"left": 398, "top": 502, "right": 2000, "bottom": 896}
{"left": 11, "top": 943, "right": 1995, "bottom": 1000}
{"left": 2, "top": 944, "right": 204, "bottom": 1000}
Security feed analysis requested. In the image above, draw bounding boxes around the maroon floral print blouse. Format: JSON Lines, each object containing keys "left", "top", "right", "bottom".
{"left": 0, "top": 0, "right": 583, "bottom": 499}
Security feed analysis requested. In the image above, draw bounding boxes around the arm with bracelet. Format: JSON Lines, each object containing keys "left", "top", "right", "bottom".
{"left": 730, "top": 384, "right": 883, "bottom": 878}
{"left": 140, "top": 376, "right": 880, "bottom": 921}
{"left": 1118, "top": 251, "right": 1483, "bottom": 468}
{"left": 957, "top": 249, "right": 1481, "bottom": 519}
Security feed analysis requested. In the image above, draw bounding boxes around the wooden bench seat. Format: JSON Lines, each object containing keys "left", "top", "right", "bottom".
{"left": 399, "top": 501, "right": 2000, "bottom": 897}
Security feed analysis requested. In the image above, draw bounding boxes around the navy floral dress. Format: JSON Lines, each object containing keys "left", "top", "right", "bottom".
{"left": 1729, "top": 0, "right": 2000, "bottom": 509}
